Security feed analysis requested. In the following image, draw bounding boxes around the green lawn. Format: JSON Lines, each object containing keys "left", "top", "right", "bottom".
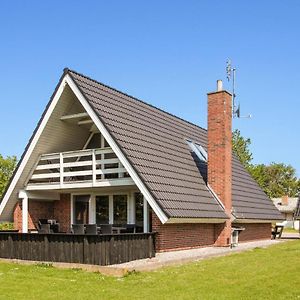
{"left": 0, "top": 241, "right": 300, "bottom": 300}
{"left": 283, "top": 227, "right": 299, "bottom": 233}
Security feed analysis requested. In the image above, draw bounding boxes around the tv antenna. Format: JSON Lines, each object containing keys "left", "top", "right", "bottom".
{"left": 226, "top": 59, "right": 251, "bottom": 119}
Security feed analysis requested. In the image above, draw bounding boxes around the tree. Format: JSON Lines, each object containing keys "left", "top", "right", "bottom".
{"left": 232, "top": 129, "right": 253, "bottom": 169}
{"left": 0, "top": 155, "right": 17, "bottom": 199}
{"left": 249, "top": 163, "right": 300, "bottom": 198}
{"left": 232, "top": 129, "right": 300, "bottom": 198}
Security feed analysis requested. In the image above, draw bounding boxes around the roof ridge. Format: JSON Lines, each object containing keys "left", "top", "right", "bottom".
{"left": 64, "top": 67, "right": 208, "bottom": 133}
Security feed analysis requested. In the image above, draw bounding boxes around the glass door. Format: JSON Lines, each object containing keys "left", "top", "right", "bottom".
{"left": 73, "top": 195, "right": 89, "bottom": 224}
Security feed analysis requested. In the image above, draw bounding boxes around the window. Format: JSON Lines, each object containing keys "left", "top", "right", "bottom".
{"left": 113, "top": 195, "right": 127, "bottom": 224}
{"left": 73, "top": 195, "right": 89, "bottom": 224}
{"left": 86, "top": 133, "right": 101, "bottom": 149}
{"left": 186, "top": 139, "right": 207, "bottom": 162}
{"left": 96, "top": 196, "right": 109, "bottom": 224}
{"left": 135, "top": 192, "right": 144, "bottom": 228}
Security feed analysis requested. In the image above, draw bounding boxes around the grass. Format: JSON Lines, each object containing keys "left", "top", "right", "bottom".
{"left": 283, "top": 227, "right": 299, "bottom": 233}
{"left": 0, "top": 241, "right": 300, "bottom": 299}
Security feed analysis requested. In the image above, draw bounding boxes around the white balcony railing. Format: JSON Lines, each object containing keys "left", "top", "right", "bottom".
{"left": 26, "top": 148, "right": 134, "bottom": 190}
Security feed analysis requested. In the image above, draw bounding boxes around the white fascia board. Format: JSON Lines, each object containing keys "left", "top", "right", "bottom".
{"left": 65, "top": 74, "right": 169, "bottom": 224}
{"left": 0, "top": 77, "right": 68, "bottom": 216}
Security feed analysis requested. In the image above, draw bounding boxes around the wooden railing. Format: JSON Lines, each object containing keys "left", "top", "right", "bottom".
{"left": 26, "top": 148, "right": 133, "bottom": 190}
{"left": 0, "top": 232, "right": 156, "bottom": 266}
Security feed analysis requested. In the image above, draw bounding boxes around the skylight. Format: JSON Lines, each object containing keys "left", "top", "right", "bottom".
{"left": 186, "top": 140, "right": 208, "bottom": 162}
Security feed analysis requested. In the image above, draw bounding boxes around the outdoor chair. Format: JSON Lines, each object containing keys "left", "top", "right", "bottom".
{"left": 85, "top": 224, "right": 97, "bottom": 235}
{"left": 38, "top": 223, "right": 51, "bottom": 234}
{"left": 51, "top": 223, "right": 60, "bottom": 233}
{"left": 100, "top": 224, "right": 113, "bottom": 234}
{"left": 124, "top": 224, "right": 136, "bottom": 233}
{"left": 71, "top": 224, "right": 85, "bottom": 234}
{"left": 272, "top": 225, "right": 284, "bottom": 239}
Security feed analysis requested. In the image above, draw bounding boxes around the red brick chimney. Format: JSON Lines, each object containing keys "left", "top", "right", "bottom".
{"left": 281, "top": 195, "right": 289, "bottom": 206}
{"left": 207, "top": 80, "right": 232, "bottom": 246}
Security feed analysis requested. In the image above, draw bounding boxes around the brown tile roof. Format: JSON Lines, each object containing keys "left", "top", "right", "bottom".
{"left": 68, "top": 69, "right": 282, "bottom": 221}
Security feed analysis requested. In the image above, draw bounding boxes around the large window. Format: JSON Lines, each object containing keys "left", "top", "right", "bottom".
{"left": 113, "top": 195, "right": 127, "bottom": 225}
{"left": 96, "top": 196, "right": 109, "bottom": 224}
{"left": 73, "top": 195, "right": 89, "bottom": 224}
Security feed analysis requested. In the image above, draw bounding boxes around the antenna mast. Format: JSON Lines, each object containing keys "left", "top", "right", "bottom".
{"left": 226, "top": 59, "right": 239, "bottom": 118}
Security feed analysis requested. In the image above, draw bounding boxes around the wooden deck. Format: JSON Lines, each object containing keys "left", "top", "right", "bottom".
{"left": 0, "top": 232, "right": 156, "bottom": 266}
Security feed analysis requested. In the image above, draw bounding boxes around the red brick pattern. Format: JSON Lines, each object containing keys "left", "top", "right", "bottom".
{"left": 13, "top": 200, "right": 54, "bottom": 231}
{"left": 13, "top": 194, "right": 71, "bottom": 232}
{"left": 53, "top": 194, "right": 71, "bottom": 233}
{"left": 152, "top": 213, "right": 216, "bottom": 252}
{"left": 238, "top": 223, "right": 271, "bottom": 242}
{"left": 13, "top": 201, "right": 22, "bottom": 231}
{"left": 207, "top": 90, "right": 232, "bottom": 246}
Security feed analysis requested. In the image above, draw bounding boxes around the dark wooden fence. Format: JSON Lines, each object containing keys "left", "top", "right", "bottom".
{"left": 0, "top": 232, "right": 156, "bottom": 266}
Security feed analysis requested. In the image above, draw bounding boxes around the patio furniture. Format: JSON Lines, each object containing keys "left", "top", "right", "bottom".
{"left": 38, "top": 223, "right": 51, "bottom": 234}
{"left": 124, "top": 224, "right": 136, "bottom": 233}
{"left": 72, "top": 224, "right": 85, "bottom": 234}
{"left": 112, "top": 225, "right": 127, "bottom": 234}
{"left": 51, "top": 223, "right": 60, "bottom": 233}
{"left": 100, "top": 224, "right": 113, "bottom": 234}
{"left": 85, "top": 224, "right": 97, "bottom": 235}
{"left": 272, "top": 225, "right": 284, "bottom": 239}
{"left": 38, "top": 219, "right": 60, "bottom": 233}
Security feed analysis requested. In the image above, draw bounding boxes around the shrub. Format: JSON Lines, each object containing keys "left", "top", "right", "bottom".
{"left": 0, "top": 222, "right": 14, "bottom": 230}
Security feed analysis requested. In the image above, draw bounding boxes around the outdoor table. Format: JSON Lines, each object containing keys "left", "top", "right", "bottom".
{"left": 112, "top": 227, "right": 127, "bottom": 234}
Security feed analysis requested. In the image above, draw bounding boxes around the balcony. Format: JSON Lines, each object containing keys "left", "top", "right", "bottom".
{"left": 26, "top": 148, "right": 135, "bottom": 190}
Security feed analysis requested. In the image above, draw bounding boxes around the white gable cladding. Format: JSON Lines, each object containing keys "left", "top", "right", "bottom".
{"left": 0, "top": 74, "right": 168, "bottom": 224}
{"left": 0, "top": 83, "right": 90, "bottom": 220}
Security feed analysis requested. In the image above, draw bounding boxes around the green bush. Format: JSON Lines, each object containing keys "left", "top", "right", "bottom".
{"left": 0, "top": 222, "right": 14, "bottom": 230}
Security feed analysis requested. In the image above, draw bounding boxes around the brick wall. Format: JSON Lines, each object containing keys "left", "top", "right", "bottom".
{"left": 13, "top": 193, "right": 71, "bottom": 232}
{"left": 152, "top": 213, "right": 272, "bottom": 251}
{"left": 207, "top": 89, "right": 232, "bottom": 246}
{"left": 13, "top": 200, "right": 54, "bottom": 231}
{"left": 13, "top": 201, "right": 22, "bottom": 231}
{"left": 238, "top": 223, "right": 271, "bottom": 242}
{"left": 53, "top": 193, "right": 71, "bottom": 233}
{"left": 152, "top": 213, "right": 216, "bottom": 252}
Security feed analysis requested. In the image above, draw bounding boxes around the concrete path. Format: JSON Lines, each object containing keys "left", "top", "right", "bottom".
{"left": 107, "top": 239, "right": 288, "bottom": 273}
{"left": 281, "top": 232, "right": 300, "bottom": 239}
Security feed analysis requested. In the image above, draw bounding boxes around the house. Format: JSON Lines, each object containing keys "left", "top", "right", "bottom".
{"left": 293, "top": 196, "right": 300, "bottom": 230}
{"left": 272, "top": 196, "right": 299, "bottom": 230}
{"left": 0, "top": 69, "right": 282, "bottom": 254}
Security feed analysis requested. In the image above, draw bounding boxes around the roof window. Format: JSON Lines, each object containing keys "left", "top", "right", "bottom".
{"left": 186, "top": 140, "right": 207, "bottom": 162}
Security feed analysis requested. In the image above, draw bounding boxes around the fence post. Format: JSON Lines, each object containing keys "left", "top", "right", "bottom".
{"left": 8, "top": 234, "right": 13, "bottom": 259}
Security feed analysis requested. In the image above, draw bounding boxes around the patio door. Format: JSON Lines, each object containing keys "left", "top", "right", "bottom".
{"left": 73, "top": 195, "right": 89, "bottom": 224}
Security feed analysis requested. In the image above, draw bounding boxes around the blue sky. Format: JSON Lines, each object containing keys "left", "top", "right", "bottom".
{"left": 0, "top": 1, "right": 299, "bottom": 175}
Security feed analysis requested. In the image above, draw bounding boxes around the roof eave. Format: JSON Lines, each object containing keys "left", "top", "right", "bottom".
{"left": 166, "top": 217, "right": 228, "bottom": 224}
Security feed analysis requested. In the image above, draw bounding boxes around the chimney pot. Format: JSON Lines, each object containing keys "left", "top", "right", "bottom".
{"left": 282, "top": 195, "right": 289, "bottom": 206}
{"left": 217, "top": 80, "right": 223, "bottom": 92}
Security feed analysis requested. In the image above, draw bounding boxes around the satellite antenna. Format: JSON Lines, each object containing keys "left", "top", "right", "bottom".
{"left": 226, "top": 59, "right": 251, "bottom": 119}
